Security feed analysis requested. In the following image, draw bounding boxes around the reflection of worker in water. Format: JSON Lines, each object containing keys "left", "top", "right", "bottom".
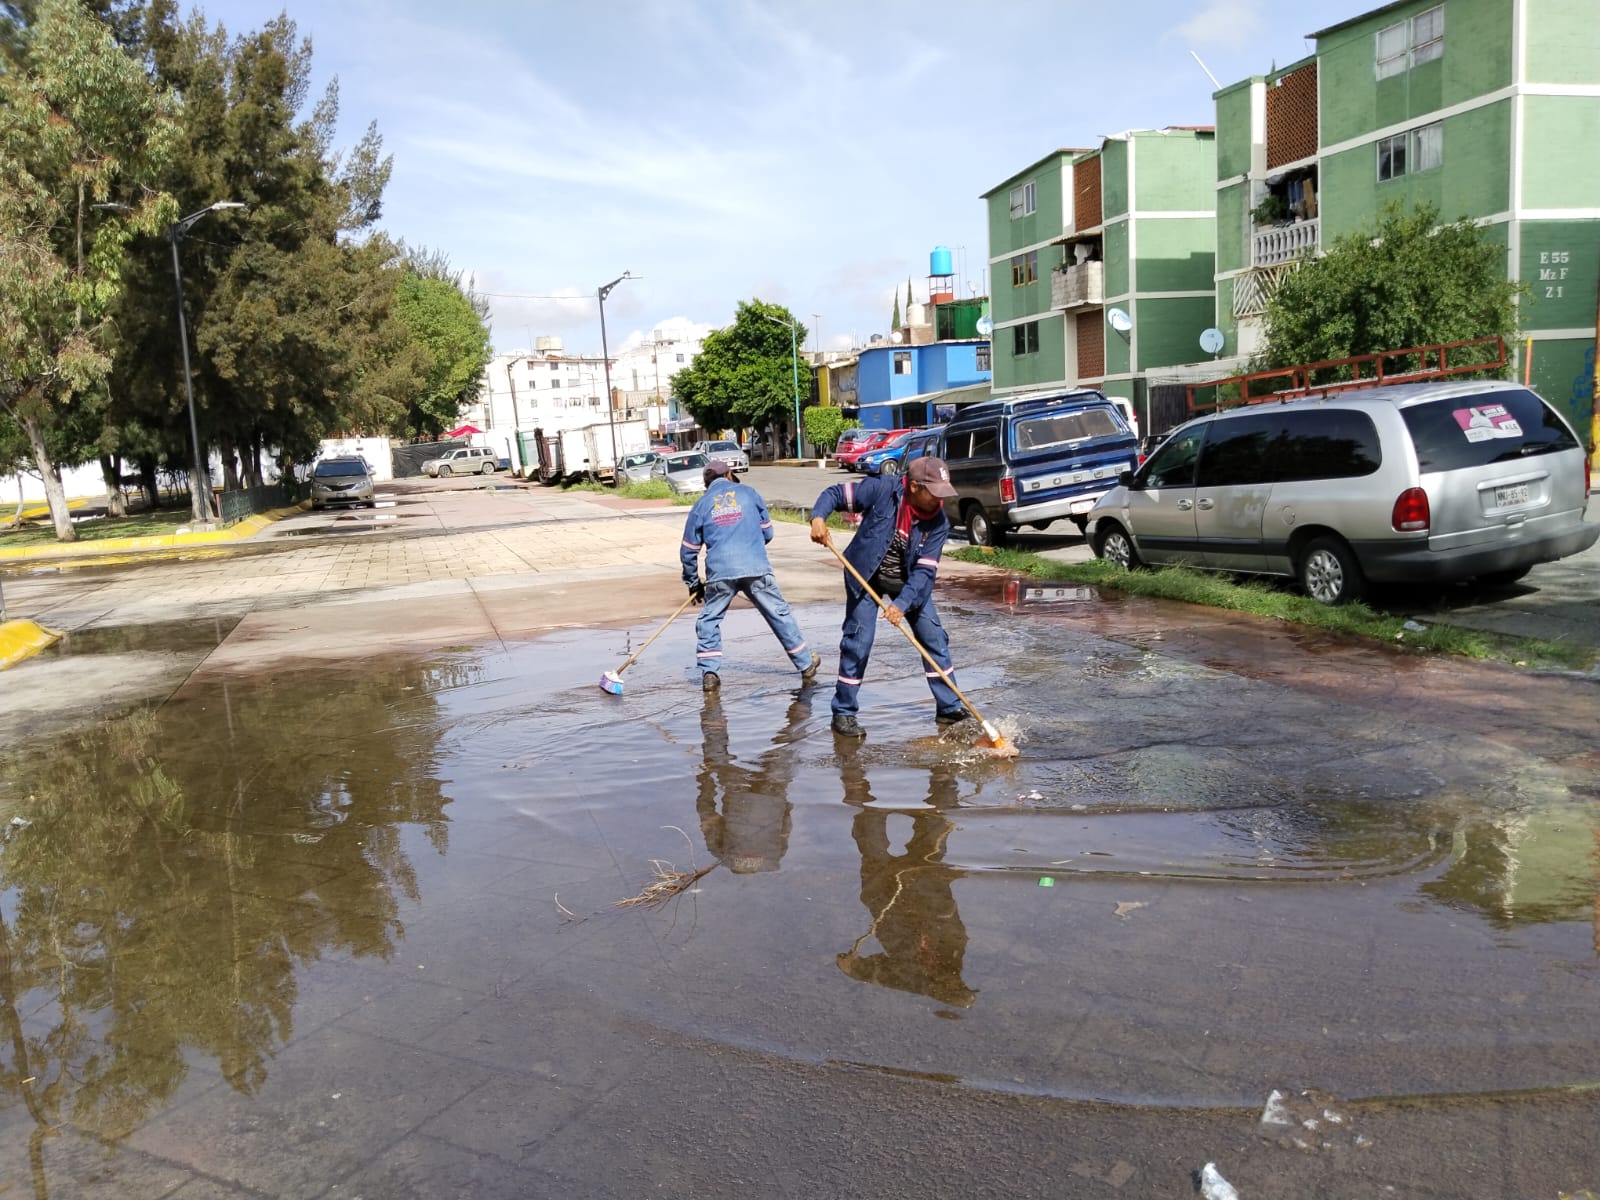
{"left": 696, "top": 685, "right": 817, "bottom": 874}
{"left": 836, "top": 754, "right": 977, "bottom": 1008}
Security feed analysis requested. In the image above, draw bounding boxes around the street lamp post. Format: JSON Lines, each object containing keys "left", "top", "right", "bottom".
{"left": 757, "top": 310, "right": 804, "bottom": 460}
{"left": 169, "top": 201, "right": 245, "bottom": 525}
{"left": 596, "top": 271, "right": 632, "bottom": 480}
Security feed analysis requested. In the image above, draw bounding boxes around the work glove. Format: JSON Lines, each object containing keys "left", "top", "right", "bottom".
{"left": 687, "top": 580, "right": 706, "bottom": 605}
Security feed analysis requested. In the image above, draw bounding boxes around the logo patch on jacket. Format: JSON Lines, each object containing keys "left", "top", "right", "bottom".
{"left": 710, "top": 490, "right": 745, "bottom": 527}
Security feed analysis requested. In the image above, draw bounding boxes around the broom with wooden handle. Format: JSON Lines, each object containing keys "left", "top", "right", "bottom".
{"left": 823, "top": 540, "right": 1016, "bottom": 758}
{"left": 599, "top": 589, "right": 700, "bottom": 695}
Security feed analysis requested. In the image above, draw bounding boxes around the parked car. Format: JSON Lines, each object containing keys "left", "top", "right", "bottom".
{"left": 693, "top": 439, "right": 750, "bottom": 471}
{"left": 618, "top": 451, "right": 661, "bottom": 484}
{"left": 1087, "top": 379, "right": 1599, "bottom": 605}
{"left": 310, "top": 456, "right": 376, "bottom": 510}
{"left": 837, "top": 429, "right": 910, "bottom": 472}
{"left": 899, "top": 428, "right": 944, "bottom": 474}
{"left": 940, "top": 390, "right": 1139, "bottom": 545}
{"left": 651, "top": 451, "right": 711, "bottom": 495}
{"left": 832, "top": 427, "right": 873, "bottom": 466}
{"left": 858, "top": 428, "right": 924, "bottom": 476}
{"left": 423, "top": 446, "right": 500, "bottom": 477}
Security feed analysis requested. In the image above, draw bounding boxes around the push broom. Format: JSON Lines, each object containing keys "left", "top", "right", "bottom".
{"left": 599, "top": 590, "right": 700, "bottom": 696}
{"left": 824, "top": 542, "right": 1017, "bottom": 758}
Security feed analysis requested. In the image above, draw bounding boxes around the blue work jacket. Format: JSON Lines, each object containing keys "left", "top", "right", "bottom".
{"left": 681, "top": 480, "right": 776, "bottom": 585}
{"left": 811, "top": 474, "right": 949, "bottom": 613}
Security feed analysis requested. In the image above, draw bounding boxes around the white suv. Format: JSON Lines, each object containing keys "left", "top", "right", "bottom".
{"left": 423, "top": 446, "right": 499, "bottom": 477}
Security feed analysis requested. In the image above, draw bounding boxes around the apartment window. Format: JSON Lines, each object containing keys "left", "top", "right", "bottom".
{"left": 893, "top": 351, "right": 912, "bottom": 375}
{"left": 1378, "top": 122, "right": 1442, "bottom": 181}
{"left": 1013, "top": 321, "right": 1040, "bottom": 356}
{"left": 1010, "top": 250, "right": 1039, "bottom": 287}
{"left": 976, "top": 345, "right": 991, "bottom": 371}
{"left": 552, "top": 379, "right": 561, "bottom": 388}
{"left": 1008, "top": 180, "right": 1037, "bottom": 219}
{"left": 549, "top": 362, "right": 559, "bottom": 370}
{"left": 1376, "top": 4, "right": 1444, "bottom": 79}
{"left": 1376, "top": 132, "right": 1407, "bottom": 180}
{"left": 676, "top": 353, "right": 685, "bottom": 363}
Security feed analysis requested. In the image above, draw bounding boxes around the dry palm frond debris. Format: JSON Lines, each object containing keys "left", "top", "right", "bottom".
{"left": 615, "top": 860, "right": 717, "bottom": 909}
{"left": 614, "top": 826, "right": 718, "bottom": 909}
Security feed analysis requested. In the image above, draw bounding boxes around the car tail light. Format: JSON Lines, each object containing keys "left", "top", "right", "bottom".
{"left": 999, "top": 477, "right": 1016, "bottom": 504}
{"left": 1392, "top": 487, "right": 1430, "bottom": 532}
{"left": 1004, "top": 579, "right": 1019, "bottom": 606}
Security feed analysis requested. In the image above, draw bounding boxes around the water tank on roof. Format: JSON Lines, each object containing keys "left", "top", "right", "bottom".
{"left": 930, "top": 246, "right": 953, "bottom": 277}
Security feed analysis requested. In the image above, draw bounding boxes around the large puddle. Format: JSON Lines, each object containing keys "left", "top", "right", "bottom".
{"left": 2, "top": 595, "right": 1598, "bottom": 1194}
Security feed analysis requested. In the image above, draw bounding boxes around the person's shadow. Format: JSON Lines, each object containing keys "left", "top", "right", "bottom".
{"left": 835, "top": 751, "right": 977, "bottom": 1009}
{"left": 695, "top": 683, "right": 819, "bottom": 875}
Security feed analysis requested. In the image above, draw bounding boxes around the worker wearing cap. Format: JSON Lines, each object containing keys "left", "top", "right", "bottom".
{"left": 682, "top": 459, "right": 822, "bottom": 692}
{"left": 808, "top": 455, "right": 966, "bottom": 737}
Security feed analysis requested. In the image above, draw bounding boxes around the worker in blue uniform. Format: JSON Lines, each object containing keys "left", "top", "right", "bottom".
{"left": 808, "top": 455, "right": 966, "bottom": 737}
{"left": 681, "top": 459, "right": 822, "bottom": 691}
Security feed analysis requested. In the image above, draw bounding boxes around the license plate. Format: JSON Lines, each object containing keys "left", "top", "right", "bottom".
{"left": 1493, "top": 483, "right": 1530, "bottom": 508}
{"left": 1025, "top": 586, "right": 1093, "bottom": 602}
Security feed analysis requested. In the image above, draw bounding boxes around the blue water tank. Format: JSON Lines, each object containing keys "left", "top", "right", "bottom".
{"left": 929, "top": 246, "right": 953, "bottom": 277}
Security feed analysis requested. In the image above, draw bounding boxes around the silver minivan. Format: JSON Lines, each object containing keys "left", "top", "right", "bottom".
{"left": 1088, "top": 380, "right": 1597, "bottom": 604}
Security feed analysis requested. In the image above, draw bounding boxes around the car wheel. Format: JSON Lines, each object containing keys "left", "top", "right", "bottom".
{"left": 1299, "top": 535, "right": 1365, "bottom": 605}
{"left": 1095, "top": 521, "right": 1141, "bottom": 569}
{"left": 481, "top": 461, "right": 494, "bottom": 475}
{"left": 965, "top": 504, "right": 1008, "bottom": 548}
{"left": 1476, "top": 566, "right": 1532, "bottom": 588}
{"left": 439, "top": 465, "right": 452, "bottom": 477}
{"left": 881, "top": 460, "right": 901, "bottom": 476}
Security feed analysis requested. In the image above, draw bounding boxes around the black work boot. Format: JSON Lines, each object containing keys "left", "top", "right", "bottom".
{"left": 831, "top": 714, "right": 865, "bottom": 738}
{"left": 702, "top": 672, "right": 720, "bottom": 693}
{"left": 936, "top": 710, "right": 972, "bottom": 728}
{"left": 801, "top": 652, "right": 822, "bottom": 682}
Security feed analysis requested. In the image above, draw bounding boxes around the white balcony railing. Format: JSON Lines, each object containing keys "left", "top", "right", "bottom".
{"left": 1252, "top": 218, "right": 1319, "bottom": 268}
{"left": 1052, "top": 260, "right": 1104, "bottom": 311}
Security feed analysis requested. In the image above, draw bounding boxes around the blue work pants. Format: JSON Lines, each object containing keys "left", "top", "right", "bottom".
{"left": 696, "top": 574, "right": 813, "bottom": 678}
{"left": 832, "top": 587, "right": 963, "bottom": 719}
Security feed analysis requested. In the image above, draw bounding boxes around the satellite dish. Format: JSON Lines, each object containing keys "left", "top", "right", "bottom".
{"left": 890, "top": 331, "right": 904, "bottom": 344}
{"left": 1199, "top": 327, "right": 1225, "bottom": 355}
{"left": 975, "top": 316, "right": 994, "bottom": 336}
{"left": 1107, "top": 308, "right": 1133, "bottom": 333}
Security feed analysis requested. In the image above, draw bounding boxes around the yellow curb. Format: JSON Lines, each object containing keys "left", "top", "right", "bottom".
{"left": 0, "top": 619, "right": 62, "bottom": 670}
{"left": 0, "top": 503, "right": 306, "bottom": 562}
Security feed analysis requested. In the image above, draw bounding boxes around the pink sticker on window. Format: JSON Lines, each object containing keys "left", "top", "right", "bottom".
{"left": 1453, "top": 404, "right": 1522, "bottom": 442}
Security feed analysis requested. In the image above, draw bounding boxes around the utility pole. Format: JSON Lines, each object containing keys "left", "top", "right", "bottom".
{"left": 596, "top": 272, "right": 632, "bottom": 476}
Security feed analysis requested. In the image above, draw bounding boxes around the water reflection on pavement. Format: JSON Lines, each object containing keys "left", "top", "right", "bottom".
{"left": 2, "top": 593, "right": 1598, "bottom": 1198}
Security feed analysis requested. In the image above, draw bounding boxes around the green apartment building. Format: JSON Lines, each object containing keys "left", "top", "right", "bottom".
{"left": 1214, "top": 0, "right": 1599, "bottom": 433}
{"left": 981, "top": 129, "right": 1218, "bottom": 428}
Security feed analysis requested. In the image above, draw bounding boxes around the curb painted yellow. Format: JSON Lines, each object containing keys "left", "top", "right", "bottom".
{"left": 0, "top": 620, "right": 62, "bottom": 670}
{"left": 0, "top": 504, "right": 306, "bottom": 562}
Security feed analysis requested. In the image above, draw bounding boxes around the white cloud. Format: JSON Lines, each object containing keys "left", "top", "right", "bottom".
{"left": 1169, "top": 0, "right": 1264, "bottom": 49}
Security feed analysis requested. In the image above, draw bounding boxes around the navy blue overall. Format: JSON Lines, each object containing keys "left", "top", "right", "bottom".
{"left": 810, "top": 475, "right": 963, "bottom": 721}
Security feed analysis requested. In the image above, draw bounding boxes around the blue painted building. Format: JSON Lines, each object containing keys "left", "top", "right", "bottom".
{"left": 851, "top": 340, "right": 992, "bottom": 431}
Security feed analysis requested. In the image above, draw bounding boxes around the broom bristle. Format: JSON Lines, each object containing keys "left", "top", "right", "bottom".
{"left": 599, "top": 670, "right": 624, "bottom": 695}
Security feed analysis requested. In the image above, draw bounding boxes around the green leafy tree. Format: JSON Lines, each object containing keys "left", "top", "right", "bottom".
{"left": 804, "top": 404, "right": 849, "bottom": 454}
{"left": 394, "top": 268, "right": 493, "bottom": 439}
{"left": 0, "top": 0, "right": 176, "bottom": 540}
{"left": 1259, "top": 201, "right": 1522, "bottom": 386}
{"left": 672, "top": 300, "right": 808, "bottom": 448}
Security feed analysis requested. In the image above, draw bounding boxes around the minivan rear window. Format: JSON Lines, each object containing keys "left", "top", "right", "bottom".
{"left": 1401, "top": 389, "right": 1579, "bottom": 472}
{"left": 1012, "top": 406, "right": 1122, "bottom": 454}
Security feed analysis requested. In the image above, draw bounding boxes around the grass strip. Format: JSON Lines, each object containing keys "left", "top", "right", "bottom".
{"left": 947, "top": 545, "right": 1594, "bottom": 673}
{"left": 560, "top": 479, "right": 693, "bottom": 504}
{"left": 0, "top": 508, "right": 193, "bottom": 548}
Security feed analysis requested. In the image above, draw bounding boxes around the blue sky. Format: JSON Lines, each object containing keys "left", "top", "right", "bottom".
{"left": 192, "top": 0, "right": 1363, "bottom": 354}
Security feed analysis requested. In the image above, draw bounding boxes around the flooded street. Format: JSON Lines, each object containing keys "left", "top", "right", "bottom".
{"left": 3, "top": 579, "right": 1599, "bottom": 1197}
